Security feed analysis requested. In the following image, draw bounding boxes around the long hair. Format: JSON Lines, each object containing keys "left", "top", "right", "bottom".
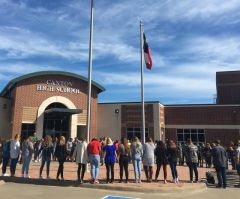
{"left": 59, "top": 136, "right": 65, "bottom": 145}
{"left": 106, "top": 137, "right": 113, "bottom": 145}
{"left": 44, "top": 135, "right": 52, "bottom": 145}
{"left": 169, "top": 140, "right": 177, "bottom": 149}
{"left": 14, "top": 134, "right": 20, "bottom": 141}
{"left": 121, "top": 137, "right": 130, "bottom": 151}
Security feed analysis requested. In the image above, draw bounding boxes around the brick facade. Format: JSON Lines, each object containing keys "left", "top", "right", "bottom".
{"left": 217, "top": 71, "right": 240, "bottom": 104}
{"left": 165, "top": 105, "right": 240, "bottom": 125}
{"left": 121, "top": 104, "right": 154, "bottom": 139}
{"left": 8, "top": 74, "right": 99, "bottom": 139}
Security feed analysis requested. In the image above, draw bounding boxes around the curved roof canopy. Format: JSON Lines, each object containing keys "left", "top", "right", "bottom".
{"left": 0, "top": 71, "right": 105, "bottom": 96}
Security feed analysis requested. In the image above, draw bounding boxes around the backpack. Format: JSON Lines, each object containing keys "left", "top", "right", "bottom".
{"left": 206, "top": 171, "right": 215, "bottom": 184}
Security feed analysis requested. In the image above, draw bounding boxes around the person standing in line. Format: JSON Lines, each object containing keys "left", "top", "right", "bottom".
{"left": 167, "top": 140, "right": 179, "bottom": 183}
{"left": 66, "top": 138, "right": 73, "bottom": 161}
{"left": 0, "top": 138, "right": 3, "bottom": 169}
{"left": 131, "top": 137, "right": 143, "bottom": 183}
{"left": 155, "top": 140, "right": 168, "bottom": 183}
{"left": 21, "top": 136, "right": 34, "bottom": 178}
{"left": 204, "top": 143, "right": 212, "bottom": 168}
{"left": 87, "top": 138, "right": 101, "bottom": 184}
{"left": 118, "top": 137, "right": 131, "bottom": 183}
{"left": 212, "top": 139, "right": 228, "bottom": 189}
{"left": 235, "top": 141, "right": 240, "bottom": 186}
{"left": 103, "top": 137, "right": 117, "bottom": 183}
{"left": 54, "top": 136, "right": 67, "bottom": 181}
{"left": 72, "top": 138, "right": 88, "bottom": 184}
{"left": 39, "top": 135, "right": 53, "bottom": 179}
{"left": 185, "top": 139, "right": 199, "bottom": 183}
{"left": 2, "top": 139, "right": 11, "bottom": 176}
{"left": 10, "top": 134, "right": 21, "bottom": 177}
{"left": 142, "top": 137, "right": 155, "bottom": 183}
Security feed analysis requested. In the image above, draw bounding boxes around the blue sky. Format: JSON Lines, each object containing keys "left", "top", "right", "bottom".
{"left": 1, "top": 0, "right": 240, "bottom": 104}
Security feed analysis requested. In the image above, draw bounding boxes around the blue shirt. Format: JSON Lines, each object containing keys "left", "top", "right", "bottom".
{"left": 104, "top": 144, "right": 116, "bottom": 164}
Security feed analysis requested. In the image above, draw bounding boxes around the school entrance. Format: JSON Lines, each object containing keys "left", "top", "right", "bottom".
{"left": 43, "top": 102, "right": 82, "bottom": 139}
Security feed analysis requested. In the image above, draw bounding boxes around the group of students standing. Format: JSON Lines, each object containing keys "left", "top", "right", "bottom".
{"left": 0, "top": 134, "right": 239, "bottom": 188}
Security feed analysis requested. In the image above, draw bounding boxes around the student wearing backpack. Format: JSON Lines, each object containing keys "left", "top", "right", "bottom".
{"left": 21, "top": 136, "right": 34, "bottom": 178}
{"left": 185, "top": 139, "right": 199, "bottom": 183}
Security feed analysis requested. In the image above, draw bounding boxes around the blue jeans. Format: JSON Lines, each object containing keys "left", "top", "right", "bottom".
{"left": 39, "top": 156, "right": 51, "bottom": 177}
{"left": 10, "top": 158, "right": 18, "bottom": 176}
{"left": 169, "top": 160, "right": 178, "bottom": 179}
{"left": 215, "top": 166, "right": 227, "bottom": 187}
{"left": 22, "top": 156, "right": 32, "bottom": 175}
{"left": 133, "top": 156, "right": 141, "bottom": 180}
{"left": 89, "top": 154, "right": 100, "bottom": 180}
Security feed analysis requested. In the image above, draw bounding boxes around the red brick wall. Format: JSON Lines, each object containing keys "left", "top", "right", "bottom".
{"left": 205, "top": 129, "right": 240, "bottom": 146}
{"left": 121, "top": 104, "right": 154, "bottom": 139}
{"left": 165, "top": 105, "right": 240, "bottom": 125}
{"left": 165, "top": 128, "right": 177, "bottom": 142}
{"left": 10, "top": 75, "right": 99, "bottom": 139}
{"left": 216, "top": 71, "right": 240, "bottom": 104}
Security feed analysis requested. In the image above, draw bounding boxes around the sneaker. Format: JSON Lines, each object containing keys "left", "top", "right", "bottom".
{"left": 138, "top": 179, "right": 142, "bottom": 183}
{"left": 25, "top": 175, "right": 30, "bottom": 179}
{"left": 176, "top": 178, "right": 179, "bottom": 183}
{"left": 164, "top": 180, "right": 168, "bottom": 184}
{"left": 94, "top": 179, "right": 99, "bottom": 184}
{"left": 2, "top": 173, "right": 9, "bottom": 177}
{"left": 21, "top": 174, "right": 25, "bottom": 178}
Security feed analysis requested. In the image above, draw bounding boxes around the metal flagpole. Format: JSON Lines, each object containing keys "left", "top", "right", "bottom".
{"left": 86, "top": 0, "right": 94, "bottom": 144}
{"left": 140, "top": 20, "right": 146, "bottom": 144}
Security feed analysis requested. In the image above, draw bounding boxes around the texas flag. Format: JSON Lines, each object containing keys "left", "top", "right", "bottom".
{"left": 143, "top": 33, "right": 153, "bottom": 70}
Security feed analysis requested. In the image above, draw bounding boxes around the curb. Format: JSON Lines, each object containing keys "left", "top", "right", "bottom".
{"left": 0, "top": 177, "right": 206, "bottom": 193}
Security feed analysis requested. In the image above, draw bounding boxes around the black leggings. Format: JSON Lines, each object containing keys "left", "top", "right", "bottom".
{"left": 57, "top": 160, "right": 65, "bottom": 179}
{"left": 77, "top": 163, "right": 86, "bottom": 180}
{"left": 106, "top": 162, "right": 114, "bottom": 182}
{"left": 119, "top": 156, "right": 129, "bottom": 181}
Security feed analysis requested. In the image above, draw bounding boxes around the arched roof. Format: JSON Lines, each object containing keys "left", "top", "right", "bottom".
{"left": 0, "top": 71, "right": 105, "bottom": 96}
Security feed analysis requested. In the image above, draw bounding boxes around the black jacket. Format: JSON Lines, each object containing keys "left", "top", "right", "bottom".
{"left": 155, "top": 146, "right": 168, "bottom": 165}
{"left": 54, "top": 144, "right": 67, "bottom": 161}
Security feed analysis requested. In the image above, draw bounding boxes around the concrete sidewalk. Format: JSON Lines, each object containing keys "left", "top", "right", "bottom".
{"left": 0, "top": 161, "right": 208, "bottom": 192}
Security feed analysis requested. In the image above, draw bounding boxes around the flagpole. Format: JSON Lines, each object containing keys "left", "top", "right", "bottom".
{"left": 86, "top": 0, "right": 94, "bottom": 144}
{"left": 140, "top": 20, "right": 146, "bottom": 144}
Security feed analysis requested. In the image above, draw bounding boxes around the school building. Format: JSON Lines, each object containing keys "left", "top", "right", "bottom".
{"left": 0, "top": 70, "right": 240, "bottom": 146}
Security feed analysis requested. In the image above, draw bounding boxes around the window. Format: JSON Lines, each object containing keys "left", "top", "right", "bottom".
{"left": 177, "top": 128, "right": 205, "bottom": 145}
{"left": 126, "top": 128, "right": 149, "bottom": 142}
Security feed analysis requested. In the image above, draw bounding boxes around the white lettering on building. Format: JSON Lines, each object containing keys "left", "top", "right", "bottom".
{"left": 36, "top": 80, "right": 80, "bottom": 94}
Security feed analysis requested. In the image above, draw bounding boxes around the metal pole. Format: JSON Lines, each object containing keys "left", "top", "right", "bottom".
{"left": 140, "top": 21, "right": 146, "bottom": 144}
{"left": 86, "top": 0, "right": 94, "bottom": 144}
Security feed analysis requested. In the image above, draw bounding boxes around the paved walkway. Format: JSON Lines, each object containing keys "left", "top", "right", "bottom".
{"left": 0, "top": 161, "right": 210, "bottom": 192}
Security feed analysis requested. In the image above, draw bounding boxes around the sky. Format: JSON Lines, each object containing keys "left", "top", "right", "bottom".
{"left": 1, "top": 0, "right": 240, "bottom": 104}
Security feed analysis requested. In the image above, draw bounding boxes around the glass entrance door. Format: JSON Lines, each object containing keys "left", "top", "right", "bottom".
{"left": 43, "top": 103, "right": 70, "bottom": 139}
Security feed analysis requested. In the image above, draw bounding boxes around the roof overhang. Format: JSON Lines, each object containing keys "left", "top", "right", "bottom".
{"left": 0, "top": 71, "right": 105, "bottom": 96}
{"left": 44, "top": 108, "right": 82, "bottom": 115}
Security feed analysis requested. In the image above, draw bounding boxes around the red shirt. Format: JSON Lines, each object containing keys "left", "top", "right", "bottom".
{"left": 88, "top": 140, "right": 101, "bottom": 155}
